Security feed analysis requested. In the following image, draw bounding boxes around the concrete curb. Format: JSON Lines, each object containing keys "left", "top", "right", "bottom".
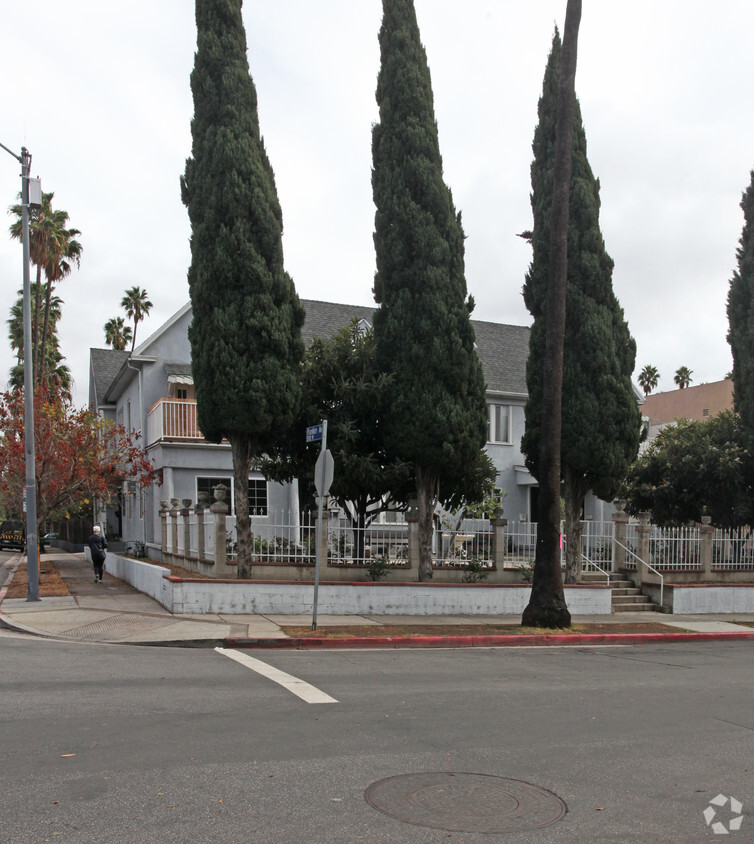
{"left": 223, "top": 629, "right": 754, "bottom": 650}
{"left": 0, "top": 611, "right": 51, "bottom": 638}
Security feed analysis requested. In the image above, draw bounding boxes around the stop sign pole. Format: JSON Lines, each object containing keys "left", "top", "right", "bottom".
{"left": 308, "top": 419, "right": 334, "bottom": 630}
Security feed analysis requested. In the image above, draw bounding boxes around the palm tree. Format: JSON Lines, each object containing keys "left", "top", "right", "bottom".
{"left": 104, "top": 317, "right": 133, "bottom": 351}
{"left": 7, "top": 289, "right": 69, "bottom": 396}
{"left": 638, "top": 364, "right": 660, "bottom": 396}
{"left": 121, "top": 286, "right": 153, "bottom": 351}
{"left": 9, "top": 192, "right": 82, "bottom": 384}
{"left": 674, "top": 366, "right": 693, "bottom": 389}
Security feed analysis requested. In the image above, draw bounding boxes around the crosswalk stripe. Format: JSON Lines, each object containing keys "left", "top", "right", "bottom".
{"left": 215, "top": 648, "right": 339, "bottom": 704}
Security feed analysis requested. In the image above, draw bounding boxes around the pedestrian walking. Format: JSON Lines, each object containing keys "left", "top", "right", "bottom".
{"left": 87, "top": 525, "right": 108, "bottom": 583}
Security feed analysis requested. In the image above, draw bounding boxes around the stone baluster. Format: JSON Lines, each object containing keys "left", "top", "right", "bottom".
{"left": 491, "top": 506, "right": 507, "bottom": 569}
{"left": 406, "top": 498, "right": 419, "bottom": 574}
{"left": 181, "top": 499, "right": 193, "bottom": 558}
{"left": 700, "top": 513, "right": 713, "bottom": 578}
{"left": 612, "top": 499, "right": 628, "bottom": 572}
{"left": 159, "top": 500, "right": 170, "bottom": 555}
{"left": 170, "top": 498, "right": 180, "bottom": 557}
{"left": 196, "top": 492, "right": 208, "bottom": 563}
{"left": 211, "top": 484, "right": 229, "bottom": 568}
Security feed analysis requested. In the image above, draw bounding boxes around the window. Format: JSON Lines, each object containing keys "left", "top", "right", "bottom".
{"left": 249, "top": 479, "right": 268, "bottom": 516}
{"left": 197, "top": 476, "right": 232, "bottom": 512}
{"left": 488, "top": 404, "right": 511, "bottom": 444}
{"left": 702, "top": 408, "right": 710, "bottom": 418}
{"left": 195, "top": 476, "right": 268, "bottom": 516}
{"left": 177, "top": 387, "right": 188, "bottom": 400}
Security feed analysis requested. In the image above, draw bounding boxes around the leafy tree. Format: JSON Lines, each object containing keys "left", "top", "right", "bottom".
{"left": 0, "top": 387, "right": 156, "bottom": 538}
{"left": 623, "top": 411, "right": 754, "bottom": 527}
{"left": 638, "top": 364, "right": 660, "bottom": 396}
{"left": 181, "top": 0, "right": 305, "bottom": 578}
{"left": 264, "top": 319, "right": 412, "bottom": 559}
{"left": 519, "top": 1, "right": 582, "bottom": 628}
{"left": 727, "top": 171, "right": 754, "bottom": 430}
{"left": 104, "top": 316, "right": 133, "bottom": 351}
{"left": 371, "top": 0, "right": 492, "bottom": 581}
{"left": 673, "top": 366, "right": 693, "bottom": 389}
{"left": 522, "top": 11, "right": 637, "bottom": 599}
{"left": 7, "top": 290, "right": 70, "bottom": 397}
{"left": 120, "top": 286, "right": 153, "bottom": 351}
{"left": 9, "top": 192, "right": 81, "bottom": 385}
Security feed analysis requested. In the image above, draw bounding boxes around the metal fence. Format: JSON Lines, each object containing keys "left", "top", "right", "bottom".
{"left": 712, "top": 527, "right": 754, "bottom": 570}
{"left": 164, "top": 510, "right": 754, "bottom": 574}
{"left": 647, "top": 525, "right": 702, "bottom": 571}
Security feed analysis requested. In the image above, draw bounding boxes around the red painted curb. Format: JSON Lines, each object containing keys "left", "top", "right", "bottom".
{"left": 223, "top": 630, "right": 754, "bottom": 650}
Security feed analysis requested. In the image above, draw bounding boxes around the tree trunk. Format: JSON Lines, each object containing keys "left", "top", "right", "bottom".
{"left": 39, "top": 280, "right": 54, "bottom": 385}
{"left": 522, "top": 0, "right": 581, "bottom": 629}
{"left": 563, "top": 466, "right": 586, "bottom": 584}
{"left": 416, "top": 464, "right": 438, "bottom": 581}
{"left": 33, "top": 266, "right": 43, "bottom": 384}
{"left": 231, "top": 435, "right": 253, "bottom": 578}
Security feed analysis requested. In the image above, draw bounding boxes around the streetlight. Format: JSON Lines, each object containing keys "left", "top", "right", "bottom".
{"left": 0, "top": 140, "right": 41, "bottom": 601}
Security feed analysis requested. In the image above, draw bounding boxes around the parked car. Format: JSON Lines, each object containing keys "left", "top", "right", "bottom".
{"left": 42, "top": 531, "right": 58, "bottom": 542}
{"left": 0, "top": 520, "right": 25, "bottom": 550}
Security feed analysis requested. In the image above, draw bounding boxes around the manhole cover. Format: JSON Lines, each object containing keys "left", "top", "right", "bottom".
{"left": 365, "top": 772, "right": 567, "bottom": 833}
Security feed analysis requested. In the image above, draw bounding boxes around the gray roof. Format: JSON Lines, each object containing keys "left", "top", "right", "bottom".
{"left": 89, "top": 300, "right": 531, "bottom": 404}
{"left": 164, "top": 362, "right": 193, "bottom": 377}
{"left": 90, "top": 348, "right": 131, "bottom": 406}
{"left": 300, "top": 299, "right": 530, "bottom": 396}
{"left": 300, "top": 299, "right": 376, "bottom": 345}
{"left": 471, "top": 318, "right": 530, "bottom": 395}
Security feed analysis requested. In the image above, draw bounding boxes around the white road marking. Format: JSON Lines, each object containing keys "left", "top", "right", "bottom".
{"left": 215, "top": 648, "right": 339, "bottom": 704}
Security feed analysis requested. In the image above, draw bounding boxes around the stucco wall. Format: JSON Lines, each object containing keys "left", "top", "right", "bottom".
{"left": 104, "top": 553, "right": 610, "bottom": 615}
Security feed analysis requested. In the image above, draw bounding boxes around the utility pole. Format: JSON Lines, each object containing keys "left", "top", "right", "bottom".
{"left": 0, "top": 141, "right": 41, "bottom": 600}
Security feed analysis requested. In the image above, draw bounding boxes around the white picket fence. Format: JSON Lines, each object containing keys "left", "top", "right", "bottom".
{"left": 163, "top": 511, "right": 754, "bottom": 572}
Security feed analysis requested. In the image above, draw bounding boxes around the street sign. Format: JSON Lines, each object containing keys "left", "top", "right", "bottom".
{"left": 306, "top": 423, "right": 323, "bottom": 443}
{"left": 314, "top": 449, "right": 334, "bottom": 497}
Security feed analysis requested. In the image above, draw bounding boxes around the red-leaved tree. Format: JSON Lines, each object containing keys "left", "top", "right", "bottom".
{"left": 0, "top": 388, "right": 156, "bottom": 532}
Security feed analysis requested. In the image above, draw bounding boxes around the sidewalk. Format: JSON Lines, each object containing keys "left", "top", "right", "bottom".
{"left": 2, "top": 550, "right": 754, "bottom": 648}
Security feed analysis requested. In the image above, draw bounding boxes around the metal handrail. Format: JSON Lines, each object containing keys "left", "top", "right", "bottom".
{"left": 614, "top": 539, "right": 664, "bottom": 608}
{"left": 581, "top": 554, "right": 610, "bottom": 585}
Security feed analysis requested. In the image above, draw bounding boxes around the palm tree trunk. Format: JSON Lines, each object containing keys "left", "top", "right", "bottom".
{"left": 33, "top": 266, "right": 43, "bottom": 384}
{"left": 522, "top": 0, "right": 582, "bottom": 629}
{"left": 39, "top": 281, "right": 55, "bottom": 386}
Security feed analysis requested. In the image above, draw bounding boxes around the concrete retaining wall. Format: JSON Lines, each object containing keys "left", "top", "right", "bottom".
{"left": 665, "top": 584, "right": 754, "bottom": 614}
{"left": 105, "top": 554, "right": 173, "bottom": 608}
{"left": 106, "top": 553, "right": 610, "bottom": 615}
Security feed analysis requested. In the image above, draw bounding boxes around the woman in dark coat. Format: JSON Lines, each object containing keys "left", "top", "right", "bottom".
{"left": 87, "top": 525, "right": 108, "bottom": 583}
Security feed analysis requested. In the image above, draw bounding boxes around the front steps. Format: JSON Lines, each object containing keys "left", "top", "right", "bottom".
{"left": 580, "top": 571, "right": 660, "bottom": 612}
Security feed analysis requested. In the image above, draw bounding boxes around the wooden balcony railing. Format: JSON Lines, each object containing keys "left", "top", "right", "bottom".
{"left": 147, "top": 399, "right": 203, "bottom": 446}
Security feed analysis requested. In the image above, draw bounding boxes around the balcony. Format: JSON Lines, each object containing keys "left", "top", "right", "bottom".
{"left": 147, "top": 399, "right": 204, "bottom": 446}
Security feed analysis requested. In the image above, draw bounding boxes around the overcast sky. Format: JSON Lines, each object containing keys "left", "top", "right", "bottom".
{"left": 1, "top": 1, "right": 752, "bottom": 407}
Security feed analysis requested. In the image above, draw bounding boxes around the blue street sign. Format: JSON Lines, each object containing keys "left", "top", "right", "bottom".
{"left": 306, "top": 423, "right": 323, "bottom": 443}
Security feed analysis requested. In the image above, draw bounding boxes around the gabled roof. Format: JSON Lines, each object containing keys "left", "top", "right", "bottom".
{"left": 89, "top": 299, "right": 532, "bottom": 404}
{"left": 89, "top": 348, "right": 131, "bottom": 406}
{"left": 132, "top": 302, "right": 191, "bottom": 356}
{"left": 472, "top": 319, "right": 529, "bottom": 396}
{"left": 300, "top": 299, "right": 530, "bottom": 396}
{"left": 300, "top": 299, "right": 375, "bottom": 345}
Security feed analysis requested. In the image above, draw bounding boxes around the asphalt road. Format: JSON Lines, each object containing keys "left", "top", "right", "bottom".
{"left": 1, "top": 637, "right": 751, "bottom": 842}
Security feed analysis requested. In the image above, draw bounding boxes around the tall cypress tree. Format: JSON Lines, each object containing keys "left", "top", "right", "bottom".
{"left": 521, "top": 26, "right": 640, "bottom": 590}
{"left": 181, "top": 0, "right": 305, "bottom": 578}
{"left": 372, "top": 0, "right": 491, "bottom": 581}
{"left": 727, "top": 171, "right": 754, "bottom": 433}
